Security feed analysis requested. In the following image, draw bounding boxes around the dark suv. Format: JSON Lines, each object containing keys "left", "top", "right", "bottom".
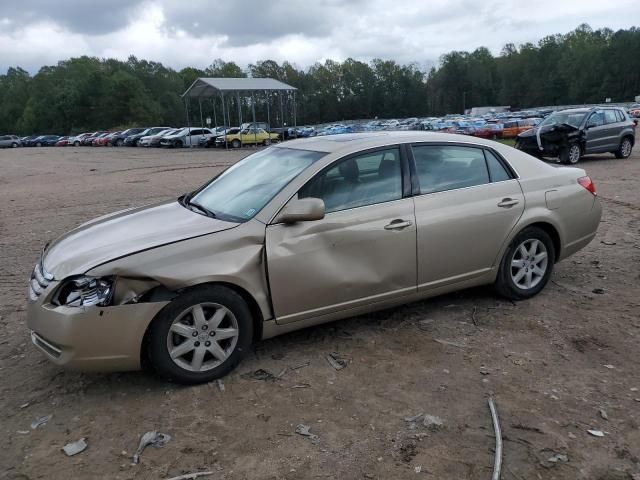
{"left": 516, "top": 106, "right": 635, "bottom": 164}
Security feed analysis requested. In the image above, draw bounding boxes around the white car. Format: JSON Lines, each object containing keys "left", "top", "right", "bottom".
{"left": 159, "top": 128, "right": 213, "bottom": 148}
{"left": 138, "top": 128, "right": 176, "bottom": 147}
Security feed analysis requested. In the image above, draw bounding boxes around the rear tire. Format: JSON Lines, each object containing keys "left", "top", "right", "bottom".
{"left": 615, "top": 137, "right": 633, "bottom": 159}
{"left": 11, "top": 142, "right": 18, "bottom": 148}
{"left": 495, "top": 226, "right": 555, "bottom": 300}
{"left": 232, "top": 139, "right": 241, "bottom": 149}
{"left": 262, "top": 139, "right": 271, "bottom": 146}
{"left": 146, "top": 285, "right": 253, "bottom": 384}
{"left": 559, "top": 143, "right": 581, "bottom": 164}
{"left": 174, "top": 139, "right": 183, "bottom": 148}
{"left": 74, "top": 141, "right": 80, "bottom": 147}
{"left": 116, "top": 138, "right": 124, "bottom": 146}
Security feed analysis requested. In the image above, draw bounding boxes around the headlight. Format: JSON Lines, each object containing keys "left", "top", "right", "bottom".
{"left": 53, "top": 276, "right": 114, "bottom": 307}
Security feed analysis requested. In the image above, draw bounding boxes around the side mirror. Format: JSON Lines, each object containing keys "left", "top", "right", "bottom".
{"left": 275, "top": 197, "right": 325, "bottom": 224}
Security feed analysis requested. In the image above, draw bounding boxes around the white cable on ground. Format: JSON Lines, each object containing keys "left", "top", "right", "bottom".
{"left": 488, "top": 397, "right": 503, "bottom": 480}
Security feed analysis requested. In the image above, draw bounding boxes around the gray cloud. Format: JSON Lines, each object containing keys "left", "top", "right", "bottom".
{"left": 0, "top": 0, "right": 143, "bottom": 35}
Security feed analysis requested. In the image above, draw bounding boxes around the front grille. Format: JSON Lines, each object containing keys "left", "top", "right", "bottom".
{"left": 29, "top": 260, "right": 53, "bottom": 302}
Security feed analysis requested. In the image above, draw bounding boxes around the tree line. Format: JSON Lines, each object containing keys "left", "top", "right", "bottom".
{"left": 1, "top": 24, "right": 638, "bottom": 135}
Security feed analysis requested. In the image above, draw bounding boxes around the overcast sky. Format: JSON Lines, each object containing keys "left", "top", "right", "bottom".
{"left": 0, "top": 0, "right": 638, "bottom": 74}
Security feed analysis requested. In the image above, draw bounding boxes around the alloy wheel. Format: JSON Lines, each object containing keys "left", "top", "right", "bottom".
{"left": 166, "top": 302, "right": 239, "bottom": 372}
{"left": 510, "top": 239, "right": 548, "bottom": 290}
{"left": 621, "top": 139, "right": 632, "bottom": 157}
{"left": 568, "top": 144, "right": 580, "bottom": 164}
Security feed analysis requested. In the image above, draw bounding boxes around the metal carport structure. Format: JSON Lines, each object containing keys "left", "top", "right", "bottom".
{"left": 181, "top": 77, "right": 298, "bottom": 148}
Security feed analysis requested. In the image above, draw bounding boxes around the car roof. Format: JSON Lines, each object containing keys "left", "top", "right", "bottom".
{"left": 273, "top": 131, "right": 514, "bottom": 154}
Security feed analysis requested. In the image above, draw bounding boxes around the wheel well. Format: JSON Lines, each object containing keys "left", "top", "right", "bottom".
{"left": 528, "top": 222, "right": 561, "bottom": 262}
{"left": 139, "top": 281, "right": 264, "bottom": 370}
{"left": 622, "top": 134, "right": 634, "bottom": 146}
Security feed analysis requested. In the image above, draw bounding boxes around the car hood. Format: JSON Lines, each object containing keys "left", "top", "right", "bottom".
{"left": 43, "top": 200, "right": 238, "bottom": 278}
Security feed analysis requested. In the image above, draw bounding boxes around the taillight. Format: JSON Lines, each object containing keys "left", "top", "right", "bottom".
{"left": 578, "top": 176, "right": 597, "bottom": 196}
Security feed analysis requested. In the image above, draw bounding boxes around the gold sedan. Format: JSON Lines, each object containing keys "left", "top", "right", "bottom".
{"left": 27, "top": 132, "right": 601, "bottom": 383}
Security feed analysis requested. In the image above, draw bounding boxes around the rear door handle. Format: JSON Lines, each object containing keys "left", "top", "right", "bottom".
{"left": 384, "top": 219, "right": 413, "bottom": 230}
{"left": 497, "top": 198, "right": 519, "bottom": 208}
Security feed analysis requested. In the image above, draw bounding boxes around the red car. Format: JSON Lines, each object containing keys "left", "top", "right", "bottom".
{"left": 55, "top": 136, "right": 71, "bottom": 146}
{"left": 91, "top": 132, "right": 112, "bottom": 146}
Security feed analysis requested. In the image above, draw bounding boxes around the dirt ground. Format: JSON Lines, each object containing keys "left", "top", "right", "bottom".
{"left": 1, "top": 143, "right": 639, "bottom": 480}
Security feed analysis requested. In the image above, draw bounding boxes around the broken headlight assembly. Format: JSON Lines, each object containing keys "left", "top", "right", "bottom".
{"left": 52, "top": 276, "right": 114, "bottom": 307}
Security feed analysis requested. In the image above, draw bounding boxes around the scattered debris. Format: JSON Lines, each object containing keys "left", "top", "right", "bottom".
{"left": 488, "top": 397, "right": 503, "bottom": 480}
{"left": 132, "top": 431, "right": 171, "bottom": 465}
{"left": 547, "top": 453, "right": 568, "bottom": 463}
{"left": 295, "top": 424, "right": 318, "bottom": 440}
{"left": 215, "top": 379, "right": 225, "bottom": 392}
{"left": 599, "top": 408, "right": 609, "bottom": 420}
{"left": 166, "top": 472, "right": 214, "bottom": 480}
{"left": 404, "top": 413, "right": 424, "bottom": 422}
{"left": 592, "top": 288, "right": 605, "bottom": 295}
{"left": 414, "top": 465, "right": 422, "bottom": 473}
{"left": 587, "top": 429, "right": 605, "bottom": 437}
{"left": 30, "top": 414, "right": 52, "bottom": 429}
{"left": 600, "top": 240, "right": 617, "bottom": 246}
{"left": 276, "top": 367, "right": 288, "bottom": 379}
{"left": 326, "top": 353, "right": 348, "bottom": 370}
{"left": 417, "top": 319, "right": 434, "bottom": 331}
{"left": 20, "top": 402, "right": 30, "bottom": 409}
{"left": 291, "top": 383, "right": 311, "bottom": 389}
{"left": 423, "top": 415, "right": 444, "bottom": 431}
{"left": 471, "top": 306, "right": 478, "bottom": 327}
{"left": 400, "top": 441, "right": 417, "bottom": 463}
{"left": 63, "top": 438, "right": 87, "bottom": 456}
{"left": 511, "top": 423, "right": 544, "bottom": 434}
{"left": 290, "top": 361, "right": 311, "bottom": 370}
{"left": 433, "top": 338, "right": 465, "bottom": 349}
{"left": 244, "top": 369, "right": 276, "bottom": 381}
{"left": 479, "top": 366, "right": 491, "bottom": 375}
{"left": 16, "top": 430, "right": 29, "bottom": 435}
{"left": 568, "top": 432, "right": 577, "bottom": 439}
{"left": 603, "top": 364, "right": 615, "bottom": 369}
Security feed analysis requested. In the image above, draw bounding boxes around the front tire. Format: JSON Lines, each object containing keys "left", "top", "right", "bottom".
{"left": 116, "top": 138, "right": 124, "bottom": 146}
{"left": 231, "top": 139, "right": 241, "bottom": 149}
{"left": 146, "top": 286, "right": 253, "bottom": 384}
{"left": 560, "top": 143, "right": 581, "bottom": 164}
{"left": 615, "top": 137, "right": 633, "bottom": 159}
{"left": 174, "top": 139, "right": 183, "bottom": 148}
{"left": 11, "top": 142, "right": 18, "bottom": 148}
{"left": 495, "top": 226, "right": 555, "bottom": 300}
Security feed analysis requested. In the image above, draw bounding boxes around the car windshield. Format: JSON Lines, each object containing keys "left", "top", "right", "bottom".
{"left": 540, "top": 111, "right": 587, "bottom": 128}
{"left": 190, "top": 147, "right": 325, "bottom": 222}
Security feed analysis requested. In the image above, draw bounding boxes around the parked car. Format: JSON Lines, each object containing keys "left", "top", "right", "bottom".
{"left": 80, "top": 132, "right": 108, "bottom": 146}
{"left": 501, "top": 120, "right": 535, "bottom": 138}
{"left": 55, "top": 136, "right": 71, "bottom": 147}
{"left": 0, "top": 135, "right": 22, "bottom": 148}
{"left": 139, "top": 128, "right": 179, "bottom": 147}
{"left": 96, "top": 131, "right": 121, "bottom": 146}
{"left": 111, "top": 128, "right": 147, "bottom": 146}
{"left": 516, "top": 106, "right": 635, "bottom": 164}
{"left": 68, "top": 133, "right": 92, "bottom": 147}
{"left": 628, "top": 104, "right": 640, "bottom": 118}
{"left": 124, "top": 127, "right": 171, "bottom": 146}
{"left": 160, "top": 127, "right": 213, "bottom": 148}
{"left": 28, "top": 135, "right": 61, "bottom": 147}
{"left": 90, "top": 133, "right": 112, "bottom": 146}
{"left": 216, "top": 128, "right": 279, "bottom": 148}
{"left": 27, "top": 131, "right": 602, "bottom": 383}
{"left": 21, "top": 135, "right": 39, "bottom": 145}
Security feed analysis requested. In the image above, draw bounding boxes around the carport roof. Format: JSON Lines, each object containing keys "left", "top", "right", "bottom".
{"left": 182, "top": 77, "right": 297, "bottom": 97}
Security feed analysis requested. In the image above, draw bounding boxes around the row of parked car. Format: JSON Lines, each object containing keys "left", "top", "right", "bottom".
{"left": 5, "top": 124, "right": 282, "bottom": 149}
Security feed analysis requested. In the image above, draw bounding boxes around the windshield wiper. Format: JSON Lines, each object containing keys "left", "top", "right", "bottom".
{"left": 179, "top": 194, "right": 216, "bottom": 218}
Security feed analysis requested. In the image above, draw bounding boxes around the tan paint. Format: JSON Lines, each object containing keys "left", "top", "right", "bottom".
{"left": 26, "top": 132, "right": 602, "bottom": 373}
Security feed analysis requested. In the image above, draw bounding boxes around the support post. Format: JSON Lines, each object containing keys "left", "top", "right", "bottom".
{"left": 185, "top": 98, "right": 192, "bottom": 148}
{"left": 279, "top": 92, "right": 285, "bottom": 140}
{"left": 293, "top": 91, "right": 297, "bottom": 136}
{"left": 221, "top": 92, "right": 228, "bottom": 150}
{"left": 265, "top": 90, "right": 271, "bottom": 134}
{"left": 251, "top": 91, "right": 257, "bottom": 147}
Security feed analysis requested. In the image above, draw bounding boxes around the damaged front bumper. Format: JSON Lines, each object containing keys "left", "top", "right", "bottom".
{"left": 27, "top": 279, "right": 168, "bottom": 371}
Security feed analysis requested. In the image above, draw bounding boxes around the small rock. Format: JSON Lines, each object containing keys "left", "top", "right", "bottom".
{"left": 592, "top": 288, "right": 605, "bottom": 295}
{"left": 568, "top": 432, "right": 577, "bottom": 439}
{"left": 63, "top": 438, "right": 87, "bottom": 456}
{"left": 603, "top": 364, "right": 615, "bottom": 369}
{"left": 423, "top": 415, "right": 444, "bottom": 431}
{"left": 547, "top": 453, "right": 568, "bottom": 463}
{"left": 295, "top": 424, "right": 318, "bottom": 440}
{"left": 587, "top": 429, "right": 605, "bottom": 437}
{"left": 599, "top": 408, "right": 608, "bottom": 420}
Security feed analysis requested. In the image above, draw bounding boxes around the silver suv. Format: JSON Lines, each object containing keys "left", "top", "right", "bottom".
{"left": 0, "top": 135, "right": 22, "bottom": 148}
{"left": 516, "top": 106, "right": 636, "bottom": 164}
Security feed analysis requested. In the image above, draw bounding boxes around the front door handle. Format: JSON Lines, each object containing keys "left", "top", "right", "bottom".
{"left": 384, "top": 219, "right": 413, "bottom": 230}
{"left": 497, "top": 198, "right": 519, "bottom": 208}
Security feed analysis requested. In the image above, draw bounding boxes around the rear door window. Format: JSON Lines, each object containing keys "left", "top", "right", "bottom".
{"left": 412, "top": 145, "right": 490, "bottom": 194}
{"left": 604, "top": 110, "right": 618, "bottom": 124}
{"left": 485, "top": 150, "right": 512, "bottom": 182}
